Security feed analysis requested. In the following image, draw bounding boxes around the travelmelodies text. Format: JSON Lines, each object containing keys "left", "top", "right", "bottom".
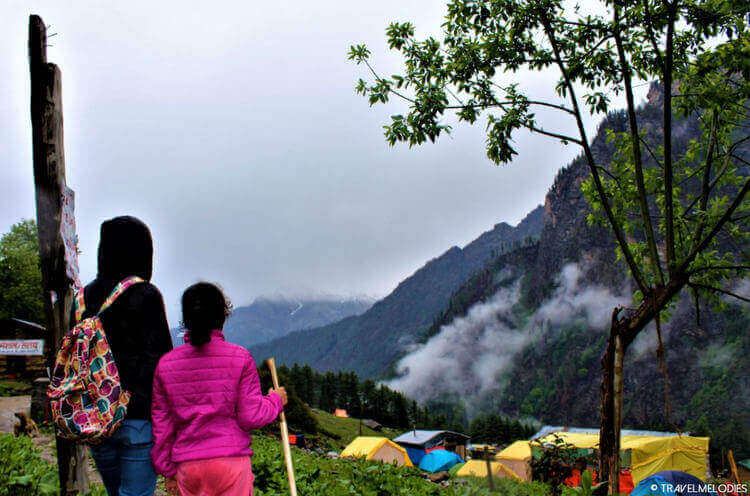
{"left": 650, "top": 482, "right": 749, "bottom": 494}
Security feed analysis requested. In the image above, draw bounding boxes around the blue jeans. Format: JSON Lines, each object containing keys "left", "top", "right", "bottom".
{"left": 90, "top": 420, "right": 157, "bottom": 496}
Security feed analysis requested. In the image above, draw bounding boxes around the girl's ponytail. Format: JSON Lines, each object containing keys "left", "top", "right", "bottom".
{"left": 181, "top": 282, "right": 231, "bottom": 346}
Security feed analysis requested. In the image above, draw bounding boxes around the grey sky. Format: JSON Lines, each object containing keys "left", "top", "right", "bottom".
{"left": 1, "top": 0, "right": 642, "bottom": 323}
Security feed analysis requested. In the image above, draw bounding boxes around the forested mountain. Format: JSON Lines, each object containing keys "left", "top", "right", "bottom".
{"left": 251, "top": 206, "right": 544, "bottom": 378}
{"left": 256, "top": 83, "right": 748, "bottom": 461}
{"left": 387, "top": 84, "right": 749, "bottom": 462}
{"left": 223, "top": 297, "right": 372, "bottom": 348}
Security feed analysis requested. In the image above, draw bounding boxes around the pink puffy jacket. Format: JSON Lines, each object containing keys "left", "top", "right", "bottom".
{"left": 150, "top": 330, "right": 283, "bottom": 477}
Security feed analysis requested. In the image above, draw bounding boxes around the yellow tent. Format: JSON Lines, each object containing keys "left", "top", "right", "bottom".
{"left": 340, "top": 437, "right": 413, "bottom": 467}
{"left": 621, "top": 435, "right": 709, "bottom": 484}
{"left": 537, "top": 432, "right": 601, "bottom": 449}
{"left": 497, "top": 440, "right": 533, "bottom": 481}
{"left": 534, "top": 432, "right": 710, "bottom": 484}
{"left": 456, "top": 459, "right": 521, "bottom": 479}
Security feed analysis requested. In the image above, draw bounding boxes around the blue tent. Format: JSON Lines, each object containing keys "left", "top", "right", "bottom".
{"left": 418, "top": 450, "right": 464, "bottom": 473}
{"left": 631, "top": 471, "right": 714, "bottom": 496}
{"left": 405, "top": 447, "right": 426, "bottom": 465}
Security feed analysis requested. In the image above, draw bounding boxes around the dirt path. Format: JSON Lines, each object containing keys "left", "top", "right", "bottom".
{"left": 0, "top": 395, "right": 31, "bottom": 433}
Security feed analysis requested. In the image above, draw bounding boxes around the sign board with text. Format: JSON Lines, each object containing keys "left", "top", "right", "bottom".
{"left": 0, "top": 339, "right": 45, "bottom": 356}
{"left": 61, "top": 186, "right": 81, "bottom": 290}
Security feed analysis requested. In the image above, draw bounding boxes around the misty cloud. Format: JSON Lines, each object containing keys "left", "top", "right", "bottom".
{"left": 387, "top": 263, "right": 628, "bottom": 406}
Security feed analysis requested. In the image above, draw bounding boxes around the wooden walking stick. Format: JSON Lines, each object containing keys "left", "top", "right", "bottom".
{"left": 265, "top": 358, "right": 298, "bottom": 496}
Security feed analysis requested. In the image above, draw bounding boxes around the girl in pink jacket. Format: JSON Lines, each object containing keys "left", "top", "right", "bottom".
{"left": 151, "top": 282, "right": 287, "bottom": 496}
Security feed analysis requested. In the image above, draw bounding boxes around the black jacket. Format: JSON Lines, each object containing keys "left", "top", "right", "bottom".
{"left": 74, "top": 216, "right": 173, "bottom": 420}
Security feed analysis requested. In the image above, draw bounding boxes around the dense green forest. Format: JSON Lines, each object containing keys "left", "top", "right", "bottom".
{"left": 269, "top": 363, "right": 536, "bottom": 447}
{"left": 270, "top": 363, "right": 467, "bottom": 432}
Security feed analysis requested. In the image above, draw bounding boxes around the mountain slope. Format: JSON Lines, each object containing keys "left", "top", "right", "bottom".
{"left": 387, "top": 86, "right": 749, "bottom": 460}
{"left": 223, "top": 297, "right": 373, "bottom": 348}
{"left": 251, "top": 206, "right": 544, "bottom": 378}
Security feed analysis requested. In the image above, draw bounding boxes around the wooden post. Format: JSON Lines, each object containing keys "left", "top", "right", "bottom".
{"left": 610, "top": 334, "right": 624, "bottom": 496}
{"left": 28, "top": 15, "right": 88, "bottom": 495}
{"left": 484, "top": 447, "right": 496, "bottom": 491}
{"left": 728, "top": 450, "right": 741, "bottom": 485}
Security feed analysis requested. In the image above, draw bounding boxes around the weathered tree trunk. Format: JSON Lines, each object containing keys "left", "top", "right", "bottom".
{"left": 598, "top": 279, "right": 686, "bottom": 496}
{"left": 28, "top": 14, "right": 88, "bottom": 495}
{"left": 598, "top": 310, "right": 622, "bottom": 496}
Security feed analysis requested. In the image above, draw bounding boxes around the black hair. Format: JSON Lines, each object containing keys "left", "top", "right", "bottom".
{"left": 181, "top": 282, "right": 232, "bottom": 346}
{"left": 97, "top": 216, "right": 153, "bottom": 281}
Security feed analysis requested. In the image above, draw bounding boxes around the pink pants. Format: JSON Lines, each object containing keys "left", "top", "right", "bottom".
{"left": 176, "top": 456, "right": 253, "bottom": 496}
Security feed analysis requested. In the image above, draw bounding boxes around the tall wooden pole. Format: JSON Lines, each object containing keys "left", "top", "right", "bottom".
{"left": 483, "top": 447, "right": 496, "bottom": 491}
{"left": 266, "top": 358, "right": 298, "bottom": 496}
{"left": 28, "top": 15, "right": 88, "bottom": 495}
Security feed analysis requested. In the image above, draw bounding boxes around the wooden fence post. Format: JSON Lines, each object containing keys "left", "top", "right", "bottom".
{"left": 28, "top": 14, "right": 89, "bottom": 495}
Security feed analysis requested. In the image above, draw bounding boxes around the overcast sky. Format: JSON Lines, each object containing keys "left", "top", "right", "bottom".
{"left": 1, "top": 0, "right": 644, "bottom": 322}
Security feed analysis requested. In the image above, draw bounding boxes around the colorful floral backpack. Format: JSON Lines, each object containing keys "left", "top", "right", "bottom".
{"left": 47, "top": 276, "right": 142, "bottom": 442}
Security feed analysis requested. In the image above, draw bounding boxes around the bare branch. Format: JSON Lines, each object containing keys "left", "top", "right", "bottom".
{"left": 663, "top": 3, "right": 677, "bottom": 275}
{"left": 541, "top": 13, "right": 649, "bottom": 294}
{"left": 525, "top": 124, "right": 583, "bottom": 144}
{"left": 641, "top": 0, "right": 665, "bottom": 69}
{"left": 678, "top": 176, "right": 750, "bottom": 273}
{"left": 690, "top": 111, "right": 719, "bottom": 254}
{"left": 614, "top": 5, "right": 664, "bottom": 285}
{"left": 688, "top": 265, "right": 750, "bottom": 275}
{"left": 689, "top": 282, "right": 750, "bottom": 303}
{"left": 639, "top": 136, "right": 663, "bottom": 169}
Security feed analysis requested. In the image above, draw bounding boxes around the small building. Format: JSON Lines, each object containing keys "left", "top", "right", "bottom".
{"left": 334, "top": 408, "right": 349, "bottom": 418}
{"left": 393, "top": 430, "right": 470, "bottom": 465}
{"left": 363, "top": 419, "right": 382, "bottom": 431}
{"left": 0, "top": 319, "right": 48, "bottom": 381}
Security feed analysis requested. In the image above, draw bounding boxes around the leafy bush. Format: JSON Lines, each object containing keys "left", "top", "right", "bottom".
{"left": 252, "top": 434, "right": 550, "bottom": 496}
{"left": 0, "top": 380, "right": 32, "bottom": 397}
{"left": 530, "top": 435, "right": 593, "bottom": 496}
{"left": 0, "top": 434, "right": 57, "bottom": 496}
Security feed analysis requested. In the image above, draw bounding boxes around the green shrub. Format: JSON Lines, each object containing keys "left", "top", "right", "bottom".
{"left": 252, "top": 434, "right": 550, "bottom": 496}
{"left": 0, "top": 434, "right": 57, "bottom": 495}
{"left": 0, "top": 380, "right": 32, "bottom": 397}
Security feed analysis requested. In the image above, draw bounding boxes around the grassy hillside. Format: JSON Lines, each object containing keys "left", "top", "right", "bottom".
{"left": 310, "top": 409, "right": 400, "bottom": 450}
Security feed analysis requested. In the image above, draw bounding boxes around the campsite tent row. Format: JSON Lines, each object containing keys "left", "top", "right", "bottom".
{"left": 534, "top": 431, "right": 710, "bottom": 484}
{"left": 457, "top": 431, "right": 710, "bottom": 486}
{"left": 340, "top": 427, "right": 709, "bottom": 487}
{"left": 341, "top": 430, "right": 470, "bottom": 472}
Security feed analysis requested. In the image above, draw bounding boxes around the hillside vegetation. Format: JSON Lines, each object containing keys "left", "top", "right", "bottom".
{"left": 400, "top": 94, "right": 750, "bottom": 462}
{"left": 0, "top": 430, "right": 553, "bottom": 496}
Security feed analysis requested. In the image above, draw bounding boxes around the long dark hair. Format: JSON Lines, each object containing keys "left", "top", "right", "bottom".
{"left": 181, "top": 282, "right": 232, "bottom": 346}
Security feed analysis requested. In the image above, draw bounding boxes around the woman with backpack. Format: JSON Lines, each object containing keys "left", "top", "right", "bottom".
{"left": 75, "top": 216, "right": 173, "bottom": 496}
{"left": 150, "top": 282, "right": 287, "bottom": 496}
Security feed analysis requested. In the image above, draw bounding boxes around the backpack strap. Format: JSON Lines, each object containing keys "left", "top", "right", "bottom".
{"left": 73, "top": 291, "right": 87, "bottom": 324}
{"left": 98, "top": 276, "right": 146, "bottom": 316}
